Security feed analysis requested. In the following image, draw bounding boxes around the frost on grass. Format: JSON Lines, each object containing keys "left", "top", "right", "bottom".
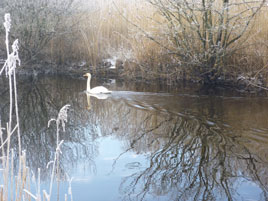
{"left": 4, "top": 39, "right": 20, "bottom": 75}
{"left": 48, "top": 104, "right": 71, "bottom": 132}
{"left": 3, "top": 13, "right": 11, "bottom": 31}
{"left": 0, "top": 13, "right": 20, "bottom": 76}
{"left": 57, "top": 104, "right": 71, "bottom": 132}
{"left": 0, "top": 13, "right": 73, "bottom": 201}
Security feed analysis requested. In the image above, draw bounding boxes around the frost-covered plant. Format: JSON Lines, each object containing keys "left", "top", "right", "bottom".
{"left": 1, "top": 13, "right": 20, "bottom": 76}
{"left": 23, "top": 104, "right": 71, "bottom": 201}
{"left": 0, "top": 13, "right": 21, "bottom": 128}
{"left": 0, "top": 13, "right": 73, "bottom": 201}
{"left": 0, "top": 12, "right": 24, "bottom": 201}
{"left": 48, "top": 104, "right": 71, "bottom": 144}
{"left": 147, "top": 0, "right": 266, "bottom": 83}
{"left": 47, "top": 104, "right": 71, "bottom": 200}
{"left": 0, "top": 0, "right": 75, "bottom": 60}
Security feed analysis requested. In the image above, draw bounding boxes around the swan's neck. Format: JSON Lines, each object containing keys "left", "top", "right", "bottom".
{"left": 87, "top": 76, "right": 91, "bottom": 92}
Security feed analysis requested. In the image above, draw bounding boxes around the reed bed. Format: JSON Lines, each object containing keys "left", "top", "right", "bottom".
{"left": 49, "top": 0, "right": 164, "bottom": 70}
{"left": 47, "top": 0, "right": 268, "bottom": 86}
{"left": 0, "top": 13, "right": 72, "bottom": 201}
{"left": 1, "top": 0, "right": 268, "bottom": 86}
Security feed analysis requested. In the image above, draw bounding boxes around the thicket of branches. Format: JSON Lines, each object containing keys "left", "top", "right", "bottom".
{"left": 147, "top": 0, "right": 266, "bottom": 83}
{"left": 0, "top": 0, "right": 75, "bottom": 61}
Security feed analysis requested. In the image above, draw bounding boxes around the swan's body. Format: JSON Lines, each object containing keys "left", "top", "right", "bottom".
{"left": 83, "top": 73, "right": 111, "bottom": 94}
{"left": 89, "top": 86, "right": 110, "bottom": 94}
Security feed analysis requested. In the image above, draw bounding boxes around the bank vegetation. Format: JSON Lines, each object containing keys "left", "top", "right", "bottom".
{"left": 1, "top": 0, "right": 268, "bottom": 89}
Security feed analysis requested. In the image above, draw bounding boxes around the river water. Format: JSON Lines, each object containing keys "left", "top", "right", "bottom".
{"left": 1, "top": 74, "right": 268, "bottom": 201}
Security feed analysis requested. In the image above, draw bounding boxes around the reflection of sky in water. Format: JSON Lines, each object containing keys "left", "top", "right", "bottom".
{"left": 235, "top": 180, "right": 263, "bottom": 201}
{"left": 46, "top": 135, "right": 171, "bottom": 201}
{"left": 46, "top": 136, "right": 264, "bottom": 201}
{"left": 64, "top": 136, "right": 149, "bottom": 201}
{"left": 73, "top": 137, "right": 145, "bottom": 201}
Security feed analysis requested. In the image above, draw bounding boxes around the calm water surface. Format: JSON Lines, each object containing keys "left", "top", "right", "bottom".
{"left": 1, "top": 75, "right": 268, "bottom": 201}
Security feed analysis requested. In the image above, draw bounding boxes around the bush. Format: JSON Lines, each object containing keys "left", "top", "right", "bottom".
{"left": 0, "top": 0, "right": 75, "bottom": 61}
{"left": 147, "top": 0, "right": 266, "bottom": 83}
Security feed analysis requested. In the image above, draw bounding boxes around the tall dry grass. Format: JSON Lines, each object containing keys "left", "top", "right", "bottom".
{"left": 10, "top": 0, "right": 268, "bottom": 87}
{"left": 49, "top": 0, "right": 130, "bottom": 66}
{"left": 0, "top": 13, "right": 73, "bottom": 201}
{"left": 229, "top": 5, "right": 268, "bottom": 85}
{"left": 49, "top": 0, "right": 165, "bottom": 72}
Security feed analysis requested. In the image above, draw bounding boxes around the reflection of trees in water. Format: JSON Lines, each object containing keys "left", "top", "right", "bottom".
{"left": 0, "top": 75, "right": 98, "bottom": 178}
{"left": 101, "top": 99, "right": 268, "bottom": 201}
{"left": 76, "top": 86, "right": 268, "bottom": 200}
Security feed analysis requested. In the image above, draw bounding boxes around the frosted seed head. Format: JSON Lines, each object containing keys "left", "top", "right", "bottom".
{"left": 57, "top": 104, "right": 70, "bottom": 132}
{"left": 3, "top": 13, "right": 11, "bottom": 31}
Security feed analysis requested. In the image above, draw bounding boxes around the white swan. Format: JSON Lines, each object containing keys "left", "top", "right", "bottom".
{"left": 83, "top": 73, "right": 111, "bottom": 94}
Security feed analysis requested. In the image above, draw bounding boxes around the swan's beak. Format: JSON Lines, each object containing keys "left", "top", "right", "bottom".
{"left": 83, "top": 73, "right": 88, "bottom": 77}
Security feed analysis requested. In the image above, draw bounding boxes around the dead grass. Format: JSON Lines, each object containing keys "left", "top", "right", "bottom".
{"left": 226, "top": 5, "right": 268, "bottom": 86}
{"left": 48, "top": 0, "right": 268, "bottom": 86}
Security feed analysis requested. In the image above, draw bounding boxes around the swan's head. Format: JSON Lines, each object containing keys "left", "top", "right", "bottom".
{"left": 83, "top": 73, "right": 91, "bottom": 79}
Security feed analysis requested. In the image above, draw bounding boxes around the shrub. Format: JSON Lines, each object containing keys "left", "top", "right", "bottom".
{"left": 0, "top": 0, "right": 75, "bottom": 61}
{"left": 146, "top": 0, "right": 266, "bottom": 83}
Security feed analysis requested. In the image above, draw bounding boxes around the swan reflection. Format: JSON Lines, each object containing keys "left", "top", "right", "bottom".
{"left": 85, "top": 92, "right": 110, "bottom": 110}
{"left": 86, "top": 92, "right": 110, "bottom": 100}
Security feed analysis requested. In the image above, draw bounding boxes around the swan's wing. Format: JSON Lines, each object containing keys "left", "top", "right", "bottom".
{"left": 90, "top": 86, "right": 111, "bottom": 94}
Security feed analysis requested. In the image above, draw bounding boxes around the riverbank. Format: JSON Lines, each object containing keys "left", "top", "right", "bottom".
{"left": 1, "top": 0, "right": 268, "bottom": 94}
{"left": 11, "top": 59, "right": 268, "bottom": 95}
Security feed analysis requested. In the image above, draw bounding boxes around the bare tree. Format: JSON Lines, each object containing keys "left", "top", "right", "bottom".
{"left": 0, "top": 0, "right": 75, "bottom": 61}
{"left": 147, "top": 0, "right": 266, "bottom": 83}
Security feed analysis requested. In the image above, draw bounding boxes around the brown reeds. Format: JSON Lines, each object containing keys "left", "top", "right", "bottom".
{"left": 66, "top": 0, "right": 268, "bottom": 86}
{"left": 2, "top": 0, "right": 268, "bottom": 86}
